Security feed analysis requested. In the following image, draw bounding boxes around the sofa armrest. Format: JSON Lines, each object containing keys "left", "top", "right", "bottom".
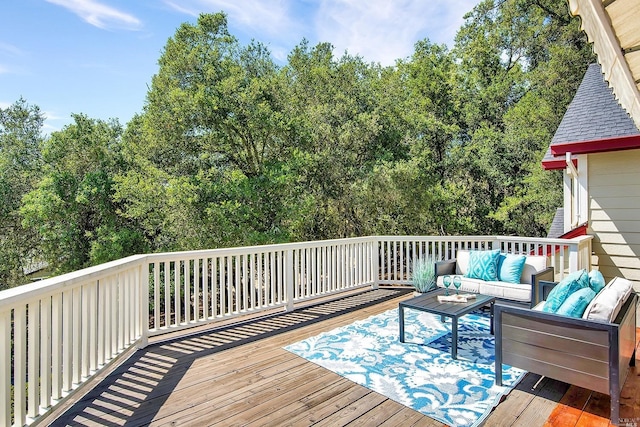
{"left": 495, "top": 293, "right": 637, "bottom": 424}
{"left": 537, "top": 280, "right": 557, "bottom": 305}
{"left": 530, "top": 266, "right": 554, "bottom": 307}
{"left": 435, "top": 259, "right": 456, "bottom": 277}
{"left": 494, "top": 300, "right": 618, "bottom": 385}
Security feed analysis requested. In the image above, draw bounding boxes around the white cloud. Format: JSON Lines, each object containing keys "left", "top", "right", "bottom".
{"left": 43, "top": 110, "right": 66, "bottom": 122}
{"left": 0, "top": 42, "right": 24, "bottom": 56}
{"left": 164, "top": 0, "right": 297, "bottom": 36}
{"left": 161, "top": 0, "right": 479, "bottom": 65}
{"left": 42, "top": 111, "right": 70, "bottom": 134}
{"left": 315, "top": 0, "right": 478, "bottom": 65}
{"left": 0, "top": 101, "right": 11, "bottom": 110}
{"left": 45, "top": 0, "right": 142, "bottom": 30}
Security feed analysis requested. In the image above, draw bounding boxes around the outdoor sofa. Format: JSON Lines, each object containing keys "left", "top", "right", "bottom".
{"left": 495, "top": 275, "right": 638, "bottom": 425}
{"left": 435, "top": 249, "right": 554, "bottom": 307}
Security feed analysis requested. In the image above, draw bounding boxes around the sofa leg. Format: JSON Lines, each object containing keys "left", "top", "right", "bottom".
{"left": 611, "top": 392, "right": 620, "bottom": 426}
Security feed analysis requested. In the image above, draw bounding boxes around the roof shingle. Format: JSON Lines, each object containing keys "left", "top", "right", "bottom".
{"left": 551, "top": 63, "right": 639, "bottom": 145}
{"left": 543, "top": 64, "right": 640, "bottom": 167}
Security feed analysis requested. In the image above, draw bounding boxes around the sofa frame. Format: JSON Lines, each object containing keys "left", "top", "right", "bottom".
{"left": 435, "top": 258, "right": 555, "bottom": 308}
{"left": 494, "top": 288, "right": 638, "bottom": 425}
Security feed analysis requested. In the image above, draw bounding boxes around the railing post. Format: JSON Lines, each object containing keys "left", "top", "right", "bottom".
{"left": 138, "top": 260, "right": 149, "bottom": 349}
{"left": 286, "top": 249, "right": 294, "bottom": 311}
{"left": 582, "top": 236, "right": 592, "bottom": 271}
{"left": 372, "top": 238, "right": 379, "bottom": 290}
{"left": 0, "top": 310, "right": 10, "bottom": 427}
{"left": 568, "top": 243, "right": 579, "bottom": 274}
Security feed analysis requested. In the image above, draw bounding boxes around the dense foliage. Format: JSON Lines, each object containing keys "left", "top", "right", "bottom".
{"left": 0, "top": 0, "right": 594, "bottom": 289}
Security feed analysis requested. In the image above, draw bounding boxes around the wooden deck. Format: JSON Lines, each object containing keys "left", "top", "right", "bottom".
{"left": 45, "top": 288, "right": 640, "bottom": 427}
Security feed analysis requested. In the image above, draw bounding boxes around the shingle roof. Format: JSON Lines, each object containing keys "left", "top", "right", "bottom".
{"left": 546, "top": 208, "right": 564, "bottom": 239}
{"left": 552, "top": 64, "right": 639, "bottom": 144}
{"left": 542, "top": 64, "right": 640, "bottom": 167}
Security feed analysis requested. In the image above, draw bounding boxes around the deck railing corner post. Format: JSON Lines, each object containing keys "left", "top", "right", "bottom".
{"left": 372, "top": 237, "right": 380, "bottom": 290}
{"left": 568, "top": 242, "right": 579, "bottom": 274}
{"left": 138, "top": 260, "right": 149, "bottom": 349}
{"left": 285, "top": 248, "right": 294, "bottom": 311}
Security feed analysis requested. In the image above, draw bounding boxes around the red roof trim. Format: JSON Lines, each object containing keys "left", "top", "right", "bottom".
{"left": 550, "top": 134, "right": 640, "bottom": 156}
{"left": 559, "top": 223, "right": 588, "bottom": 239}
{"left": 542, "top": 158, "right": 577, "bottom": 171}
{"left": 533, "top": 223, "right": 588, "bottom": 256}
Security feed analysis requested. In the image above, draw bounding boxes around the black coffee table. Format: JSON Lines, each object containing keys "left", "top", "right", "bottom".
{"left": 398, "top": 288, "right": 495, "bottom": 359}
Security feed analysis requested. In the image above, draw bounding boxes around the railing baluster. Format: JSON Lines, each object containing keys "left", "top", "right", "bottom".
{"left": 194, "top": 258, "right": 200, "bottom": 320}
{"left": 13, "top": 306, "right": 27, "bottom": 426}
{"left": 286, "top": 249, "right": 294, "bottom": 310}
{"left": 212, "top": 257, "right": 219, "bottom": 317}
{"left": 124, "top": 273, "right": 131, "bottom": 345}
{"left": 97, "top": 282, "right": 106, "bottom": 367}
{"left": 0, "top": 310, "right": 10, "bottom": 426}
{"left": 173, "top": 262, "right": 180, "bottom": 326}
{"left": 89, "top": 284, "right": 98, "bottom": 373}
{"left": 52, "top": 294, "right": 63, "bottom": 398}
{"left": 296, "top": 249, "right": 301, "bottom": 298}
{"left": 203, "top": 258, "right": 209, "bottom": 319}
{"left": 153, "top": 262, "right": 160, "bottom": 330}
{"left": 28, "top": 299, "right": 40, "bottom": 418}
{"left": 110, "top": 277, "right": 118, "bottom": 358}
{"left": 184, "top": 260, "right": 190, "bottom": 323}
{"left": 163, "top": 262, "right": 170, "bottom": 327}
{"left": 219, "top": 257, "right": 225, "bottom": 316}
{"left": 72, "top": 287, "right": 82, "bottom": 384}
{"left": 40, "top": 296, "right": 52, "bottom": 410}
{"left": 226, "top": 256, "right": 233, "bottom": 315}
{"left": 270, "top": 251, "right": 276, "bottom": 304}
{"left": 234, "top": 255, "right": 240, "bottom": 313}
{"left": 241, "top": 254, "right": 247, "bottom": 312}
{"left": 82, "top": 285, "right": 91, "bottom": 379}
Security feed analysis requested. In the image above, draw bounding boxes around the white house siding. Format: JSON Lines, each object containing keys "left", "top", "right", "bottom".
{"left": 588, "top": 150, "right": 640, "bottom": 290}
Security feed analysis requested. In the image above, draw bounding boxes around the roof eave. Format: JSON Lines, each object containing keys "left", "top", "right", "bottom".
{"left": 569, "top": 0, "right": 640, "bottom": 129}
{"left": 550, "top": 133, "right": 640, "bottom": 156}
{"left": 542, "top": 157, "right": 578, "bottom": 171}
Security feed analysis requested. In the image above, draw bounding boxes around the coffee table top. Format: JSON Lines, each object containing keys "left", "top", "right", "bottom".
{"left": 399, "top": 288, "right": 495, "bottom": 317}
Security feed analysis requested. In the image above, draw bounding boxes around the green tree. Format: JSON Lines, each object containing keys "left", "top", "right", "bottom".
{"left": 450, "top": 0, "right": 594, "bottom": 235}
{"left": 352, "top": 40, "right": 463, "bottom": 236}
{"left": 21, "top": 114, "right": 146, "bottom": 274}
{"left": 0, "top": 99, "right": 44, "bottom": 289}
{"left": 282, "top": 41, "right": 393, "bottom": 238}
{"left": 116, "top": 13, "right": 311, "bottom": 250}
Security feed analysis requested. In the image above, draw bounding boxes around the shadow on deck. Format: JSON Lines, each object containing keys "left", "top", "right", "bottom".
{"left": 48, "top": 288, "right": 416, "bottom": 426}
{"left": 44, "top": 287, "right": 640, "bottom": 426}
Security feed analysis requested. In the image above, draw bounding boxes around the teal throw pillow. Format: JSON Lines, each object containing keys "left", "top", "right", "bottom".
{"left": 556, "top": 287, "right": 596, "bottom": 318}
{"left": 542, "top": 269, "right": 589, "bottom": 313}
{"left": 465, "top": 250, "right": 500, "bottom": 281}
{"left": 588, "top": 270, "right": 606, "bottom": 294}
{"left": 497, "top": 253, "right": 527, "bottom": 284}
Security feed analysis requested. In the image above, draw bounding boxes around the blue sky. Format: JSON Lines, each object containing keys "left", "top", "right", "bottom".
{"left": 1, "top": 0, "right": 479, "bottom": 133}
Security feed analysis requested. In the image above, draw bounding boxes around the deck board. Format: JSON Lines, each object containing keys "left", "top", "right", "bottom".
{"left": 46, "top": 288, "right": 640, "bottom": 427}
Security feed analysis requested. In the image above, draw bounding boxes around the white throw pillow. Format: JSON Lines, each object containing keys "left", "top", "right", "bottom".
{"left": 455, "top": 250, "right": 470, "bottom": 275}
{"left": 519, "top": 255, "right": 547, "bottom": 285}
{"left": 582, "top": 276, "right": 633, "bottom": 322}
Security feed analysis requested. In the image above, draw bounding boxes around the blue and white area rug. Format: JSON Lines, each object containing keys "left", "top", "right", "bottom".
{"left": 284, "top": 308, "right": 526, "bottom": 427}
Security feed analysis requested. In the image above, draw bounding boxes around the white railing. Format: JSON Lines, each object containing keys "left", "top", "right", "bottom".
{"left": 0, "top": 234, "right": 592, "bottom": 426}
{"left": 377, "top": 235, "right": 593, "bottom": 285}
{"left": 146, "top": 237, "right": 377, "bottom": 337}
{"left": 0, "top": 255, "right": 146, "bottom": 427}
